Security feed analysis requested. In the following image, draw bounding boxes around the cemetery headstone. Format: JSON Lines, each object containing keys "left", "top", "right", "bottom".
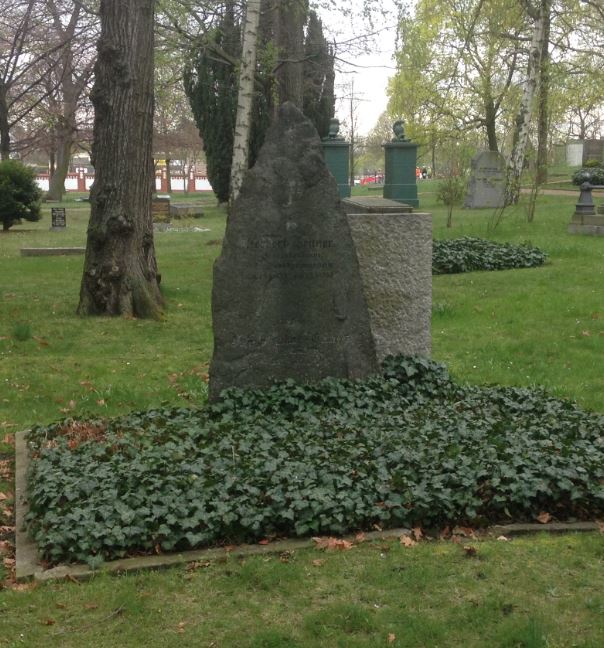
{"left": 151, "top": 197, "right": 171, "bottom": 224}
{"left": 50, "top": 207, "right": 66, "bottom": 230}
{"left": 464, "top": 150, "right": 506, "bottom": 208}
{"left": 209, "top": 102, "right": 378, "bottom": 399}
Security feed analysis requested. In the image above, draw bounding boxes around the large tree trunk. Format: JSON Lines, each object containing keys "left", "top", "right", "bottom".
{"left": 505, "top": 0, "right": 550, "bottom": 205}
{"left": 230, "top": 0, "right": 261, "bottom": 203}
{"left": 0, "top": 85, "right": 10, "bottom": 160}
{"left": 77, "top": 0, "right": 162, "bottom": 318}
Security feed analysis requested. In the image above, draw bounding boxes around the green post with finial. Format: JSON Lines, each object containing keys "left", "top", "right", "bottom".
{"left": 322, "top": 118, "right": 351, "bottom": 199}
{"left": 383, "top": 120, "right": 419, "bottom": 207}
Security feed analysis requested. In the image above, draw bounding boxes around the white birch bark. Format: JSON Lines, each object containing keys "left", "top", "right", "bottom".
{"left": 506, "top": 0, "right": 550, "bottom": 205}
{"left": 230, "top": 0, "right": 261, "bottom": 204}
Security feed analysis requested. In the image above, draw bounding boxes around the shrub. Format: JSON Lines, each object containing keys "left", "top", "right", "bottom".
{"left": 0, "top": 160, "right": 42, "bottom": 231}
{"left": 432, "top": 237, "right": 547, "bottom": 274}
{"left": 436, "top": 175, "right": 466, "bottom": 228}
{"left": 572, "top": 166, "right": 604, "bottom": 186}
{"left": 25, "top": 356, "right": 603, "bottom": 567}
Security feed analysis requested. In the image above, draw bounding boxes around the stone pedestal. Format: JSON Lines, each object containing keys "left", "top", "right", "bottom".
{"left": 383, "top": 141, "right": 419, "bottom": 207}
{"left": 342, "top": 198, "right": 432, "bottom": 360}
{"left": 322, "top": 137, "right": 351, "bottom": 199}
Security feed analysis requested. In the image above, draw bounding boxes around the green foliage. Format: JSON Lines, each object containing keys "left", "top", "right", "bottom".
{"left": 432, "top": 237, "right": 547, "bottom": 274}
{"left": 0, "top": 159, "right": 42, "bottom": 231}
{"left": 184, "top": 17, "right": 252, "bottom": 203}
{"left": 583, "top": 159, "right": 603, "bottom": 168}
{"left": 572, "top": 167, "right": 604, "bottom": 186}
{"left": 184, "top": 6, "right": 335, "bottom": 202}
{"left": 26, "top": 356, "right": 603, "bottom": 566}
{"left": 436, "top": 177, "right": 466, "bottom": 207}
{"left": 302, "top": 10, "right": 335, "bottom": 139}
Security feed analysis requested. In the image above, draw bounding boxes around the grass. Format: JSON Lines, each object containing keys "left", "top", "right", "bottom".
{"left": 1, "top": 183, "right": 603, "bottom": 645}
{"left": 1, "top": 533, "right": 603, "bottom": 647}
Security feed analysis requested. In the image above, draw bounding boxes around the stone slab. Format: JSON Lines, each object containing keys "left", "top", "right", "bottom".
{"left": 170, "top": 203, "right": 204, "bottom": 219}
{"left": 347, "top": 212, "right": 432, "bottom": 360}
{"left": 209, "top": 103, "right": 377, "bottom": 398}
{"left": 568, "top": 223, "right": 604, "bottom": 236}
{"left": 20, "top": 247, "right": 85, "bottom": 256}
{"left": 341, "top": 196, "right": 413, "bottom": 214}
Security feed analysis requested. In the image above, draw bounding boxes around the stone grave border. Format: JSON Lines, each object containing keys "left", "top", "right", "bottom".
{"left": 14, "top": 430, "right": 600, "bottom": 583}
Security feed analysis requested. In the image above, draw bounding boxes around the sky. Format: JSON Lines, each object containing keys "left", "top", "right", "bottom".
{"left": 319, "top": 0, "right": 406, "bottom": 136}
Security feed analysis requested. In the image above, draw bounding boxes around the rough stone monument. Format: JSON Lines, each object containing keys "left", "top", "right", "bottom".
{"left": 464, "top": 150, "right": 506, "bottom": 208}
{"left": 209, "top": 103, "right": 378, "bottom": 399}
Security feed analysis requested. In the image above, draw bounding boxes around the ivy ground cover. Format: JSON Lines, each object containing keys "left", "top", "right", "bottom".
{"left": 25, "top": 357, "right": 604, "bottom": 567}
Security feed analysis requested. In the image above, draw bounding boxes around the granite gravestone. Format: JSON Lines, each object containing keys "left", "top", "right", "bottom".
{"left": 50, "top": 207, "right": 66, "bottom": 230}
{"left": 209, "top": 102, "right": 378, "bottom": 399}
{"left": 464, "top": 150, "right": 506, "bottom": 208}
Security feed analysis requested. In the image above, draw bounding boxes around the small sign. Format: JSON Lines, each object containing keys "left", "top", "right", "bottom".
{"left": 51, "top": 207, "right": 66, "bottom": 229}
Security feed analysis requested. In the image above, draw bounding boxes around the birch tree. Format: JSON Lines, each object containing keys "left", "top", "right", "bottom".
{"left": 230, "top": 0, "right": 261, "bottom": 203}
{"left": 505, "top": 0, "right": 551, "bottom": 204}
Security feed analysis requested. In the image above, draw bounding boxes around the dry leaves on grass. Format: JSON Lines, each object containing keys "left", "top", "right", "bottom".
{"left": 536, "top": 511, "right": 552, "bottom": 524}
{"left": 388, "top": 633, "right": 396, "bottom": 643}
{"left": 400, "top": 535, "right": 416, "bottom": 548}
{"left": 312, "top": 537, "right": 354, "bottom": 551}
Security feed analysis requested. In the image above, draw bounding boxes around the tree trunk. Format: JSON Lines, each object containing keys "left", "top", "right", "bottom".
{"left": 274, "top": 0, "right": 307, "bottom": 112}
{"left": 535, "top": 3, "right": 551, "bottom": 185}
{"left": 77, "top": 0, "right": 162, "bottom": 318}
{"left": 484, "top": 99, "right": 498, "bottom": 152}
{"left": 47, "top": 118, "right": 75, "bottom": 201}
{"left": 0, "top": 86, "right": 10, "bottom": 160}
{"left": 230, "top": 0, "right": 261, "bottom": 203}
{"left": 505, "top": 0, "right": 550, "bottom": 205}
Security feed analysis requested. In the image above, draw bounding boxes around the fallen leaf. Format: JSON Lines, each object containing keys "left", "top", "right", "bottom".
{"left": 591, "top": 312, "right": 600, "bottom": 320}
{"left": 452, "top": 526, "right": 477, "bottom": 539}
{"left": 177, "top": 622, "right": 186, "bottom": 634}
{"left": 279, "top": 551, "right": 293, "bottom": 563}
{"left": 497, "top": 535, "right": 509, "bottom": 542}
{"left": 311, "top": 559, "right": 325, "bottom": 567}
{"left": 3, "top": 557, "right": 15, "bottom": 569}
{"left": 463, "top": 545, "right": 478, "bottom": 558}
{"left": 536, "top": 511, "right": 552, "bottom": 524}
{"left": 96, "top": 399, "right": 106, "bottom": 406}
{"left": 0, "top": 492, "right": 9, "bottom": 501}
{"left": 312, "top": 537, "right": 354, "bottom": 551}
{"left": 400, "top": 535, "right": 416, "bottom": 548}
{"left": 355, "top": 532, "right": 366, "bottom": 543}
{"left": 186, "top": 560, "right": 211, "bottom": 571}
{"left": 258, "top": 538, "right": 271, "bottom": 545}
{"left": 2, "top": 433, "right": 15, "bottom": 445}
{"left": 388, "top": 633, "right": 396, "bottom": 644}
{"left": 581, "top": 330, "right": 591, "bottom": 337}
{"left": 412, "top": 526, "right": 423, "bottom": 542}
{"left": 0, "top": 540, "right": 13, "bottom": 554}
{"left": 83, "top": 603, "right": 98, "bottom": 610}
{"left": 42, "top": 619, "right": 56, "bottom": 626}
{"left": 55, "top": 603, "right": 67, "bottom": 610}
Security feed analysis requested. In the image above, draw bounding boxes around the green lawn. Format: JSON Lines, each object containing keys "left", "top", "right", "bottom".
{"left": 1, "top": 186, "right": 603, "bottom": 646}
